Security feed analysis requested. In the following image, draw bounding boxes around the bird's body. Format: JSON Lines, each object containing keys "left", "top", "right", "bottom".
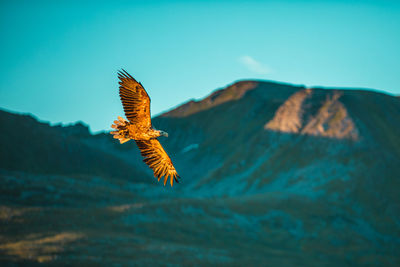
{"left": 126, "top": 122, "right": 162, "bottom": 140}
{"left": 110, "top": 70, "right": 180, "bottom": 186}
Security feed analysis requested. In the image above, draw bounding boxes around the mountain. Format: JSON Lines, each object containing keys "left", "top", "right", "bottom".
{"left": 1, "top": 80, "right": 399, "bottom": 266}
{"left": 0, "top": 109, "right": 150, "bottom": 184}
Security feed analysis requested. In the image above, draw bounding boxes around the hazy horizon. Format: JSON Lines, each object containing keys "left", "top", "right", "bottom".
{"left": 0, "top": 78, "right": 397, "bottom": 134}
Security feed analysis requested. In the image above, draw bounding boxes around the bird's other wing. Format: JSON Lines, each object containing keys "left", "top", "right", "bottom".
{"left": 118, "top": 69, "right": 151, "bottom": 128}
{"left": 135, "top": 139, "right": 180, "bottom": 186}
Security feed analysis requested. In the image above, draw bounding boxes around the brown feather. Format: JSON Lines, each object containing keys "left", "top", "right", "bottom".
{"left": 135, "top": 139, "right": 180, "bottom": 186}
{"left": 118, "top": 69, "right": 151, "bottom": 128}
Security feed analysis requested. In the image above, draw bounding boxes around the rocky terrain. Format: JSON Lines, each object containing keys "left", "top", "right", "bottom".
{"left": 1, "top": 80, "right": 399, "bottom": 266}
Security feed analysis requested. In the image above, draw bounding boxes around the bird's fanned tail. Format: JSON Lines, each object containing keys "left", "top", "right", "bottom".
{"left": 110, "top": 116, "right": 130, "bottom": 144}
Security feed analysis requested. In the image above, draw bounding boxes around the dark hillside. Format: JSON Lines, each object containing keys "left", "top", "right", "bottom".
{"left": 0, "top": 109, "right": 149, "bottom": 182}
{"left": 1, "top": 80, "right": 399, "bottom": 266}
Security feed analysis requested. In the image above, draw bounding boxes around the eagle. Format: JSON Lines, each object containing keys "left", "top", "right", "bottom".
{"left": 110, "top": 69, "right": 180, "bottom": 186}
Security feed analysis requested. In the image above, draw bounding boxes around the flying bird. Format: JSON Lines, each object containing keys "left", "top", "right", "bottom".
{"left": 110, "top": 69, "right": 180, "bottom": 186}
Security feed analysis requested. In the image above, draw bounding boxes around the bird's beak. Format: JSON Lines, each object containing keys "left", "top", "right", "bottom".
{"left": 160, "top": 131, "right": 168, "bottom": 137}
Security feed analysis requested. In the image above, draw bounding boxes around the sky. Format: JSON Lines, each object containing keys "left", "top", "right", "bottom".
{"left": 1, "top": 0, "right": 399, "bottom": 132}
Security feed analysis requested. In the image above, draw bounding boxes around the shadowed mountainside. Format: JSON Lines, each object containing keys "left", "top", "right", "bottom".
{"left": 1, "top": 80, "right": 399, "bottom": 266}
{"left": 0, "top": 110, "right": 151, "bottom": 183}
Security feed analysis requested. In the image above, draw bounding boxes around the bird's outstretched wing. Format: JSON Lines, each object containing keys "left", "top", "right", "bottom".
{"left": 135, "top": 139, "right": 180, "bottom": 186}
{"left": 118, "top": 69, "right": 151, "bottom": 128}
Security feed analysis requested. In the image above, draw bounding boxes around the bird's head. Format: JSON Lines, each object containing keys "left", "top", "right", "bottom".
{"left": 159, "top": 130, "right": 169, "bottom": 137}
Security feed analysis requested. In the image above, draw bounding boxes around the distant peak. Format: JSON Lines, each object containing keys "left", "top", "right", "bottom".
{"left": 160, "top": 80, "right": 262, "bottom": 118}
{"left": 53, "top": 121, "right": 91, "bottom": 137}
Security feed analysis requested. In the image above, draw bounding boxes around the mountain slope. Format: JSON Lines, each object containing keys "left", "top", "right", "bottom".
{"left": 0, "top": 109, "right": 150, "bottom": 183}
{"left": 1, "top": 80, "right": 399, "bottom": 266}
{"left": 153, "top": 82, "right": 399, "bottom": 193}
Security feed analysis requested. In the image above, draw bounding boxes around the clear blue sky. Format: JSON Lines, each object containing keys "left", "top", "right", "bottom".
{"left": 1, "top": 0, "right": 399, "bottom": 132}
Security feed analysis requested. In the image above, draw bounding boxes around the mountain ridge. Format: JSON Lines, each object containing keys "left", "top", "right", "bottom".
{"left": 159, "top": 79, "right": 397, "bottom": 119}
{"left": 1, "top": 79, "right": 399, "bottom": 266}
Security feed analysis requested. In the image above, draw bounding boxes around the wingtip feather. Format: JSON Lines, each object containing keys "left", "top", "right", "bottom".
{"left": 174, "top": 175, "right": 180, "bottom": 183}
